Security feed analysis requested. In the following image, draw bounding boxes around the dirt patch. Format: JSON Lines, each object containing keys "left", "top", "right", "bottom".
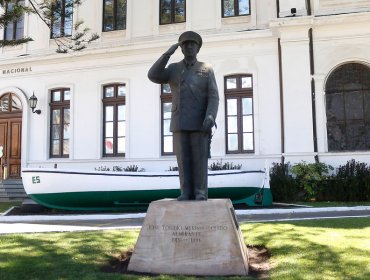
{"left": 101, "top": 245, "right": 271, "bottom": 278}
{"left": 247, "top": 245, "right": 272, "bottom": 278}
{"left": 101, "top": 248, "right": 134, "bottom": 274}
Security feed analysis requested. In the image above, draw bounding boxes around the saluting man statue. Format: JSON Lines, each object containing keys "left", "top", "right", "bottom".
{"left": 148, "top": 31, "right": 219, "bottom": 201}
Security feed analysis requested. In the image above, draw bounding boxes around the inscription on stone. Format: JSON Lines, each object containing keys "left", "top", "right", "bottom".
{"left": 128, "top": 199, "right": 249, "bottom": 276}
{"left": 147, "top": 224, "right": 228, "bottom": 244}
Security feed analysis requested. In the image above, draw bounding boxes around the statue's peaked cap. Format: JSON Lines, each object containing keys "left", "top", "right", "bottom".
{"left": 178, "top": 31, "right": 202, "bottom": 48}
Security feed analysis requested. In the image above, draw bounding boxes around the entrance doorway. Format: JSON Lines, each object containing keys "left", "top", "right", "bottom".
{"left": 0, "top": 93, "right": 22, "bottom": 179}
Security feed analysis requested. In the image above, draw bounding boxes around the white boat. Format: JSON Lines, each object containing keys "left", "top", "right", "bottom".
{"left": 21, "top": 168, "right": 272, "bottom": 211}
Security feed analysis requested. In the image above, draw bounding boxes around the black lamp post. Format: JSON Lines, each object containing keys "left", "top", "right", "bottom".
{"left": 29, "top": 92, "right": 41, "bottom": 114}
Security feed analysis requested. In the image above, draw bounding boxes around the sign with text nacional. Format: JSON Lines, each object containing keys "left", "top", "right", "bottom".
{"left": 128, "top": 199, "right": 249, "bottom": 276}
{"left": 2, "top": 66, "right": 32, "bottom": 75}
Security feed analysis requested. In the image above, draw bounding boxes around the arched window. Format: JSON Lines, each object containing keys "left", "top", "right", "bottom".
{"left": 0, "top": 93, "right": 22, "bottom": 114}
{"left": 325, "top": 63, "right": 370, "bottom": 151}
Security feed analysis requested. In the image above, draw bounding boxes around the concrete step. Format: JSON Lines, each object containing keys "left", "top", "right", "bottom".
{"left": 1, "top": 180, "right": 24, "bottom": 186}
{"left": 0, "top": 179, "right": 28, "bottom": 201}
{"left": 3, "top": 188, "right": 27, "bottom": 193}
{"left": 0, "top": 197, "right": 25, "bottom": 202}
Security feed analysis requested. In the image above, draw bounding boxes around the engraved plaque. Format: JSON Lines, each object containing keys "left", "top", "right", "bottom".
{"left": 128, "top": 199, "right": 248, "bottom": 276}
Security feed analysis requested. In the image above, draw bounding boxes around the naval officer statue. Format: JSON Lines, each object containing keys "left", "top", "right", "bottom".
{"left": 148, "top": 31, "right": 219, "bottom": 201}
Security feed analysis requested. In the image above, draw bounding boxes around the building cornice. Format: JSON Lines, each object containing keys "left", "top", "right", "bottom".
{"left": 0, "top": 29, "right": 275, "bottom": 67}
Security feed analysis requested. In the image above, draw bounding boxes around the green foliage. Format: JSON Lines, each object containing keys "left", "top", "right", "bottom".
{"left": 0, "top": 230, "right": 139, "bottom": 280}
{"left": 291, "top": 161, "right": 333, "bottom": 199}
{"left": 0, "top": 0, "right": 31, "bottom": 26}
{"left": 208, "top": 159, "right": 242, "bottom": 171}
{"left": 1, "top": 219, "right": 370, "bottom": 279}
{"left": 242, "top": 218, "right": 370, "bottom": 280}
{"left": 296, "top": 201, "right": 370, "bottom": 207}
{"left": 55, "top": 20, "right": 100, "bottom": 53}
{"left": 0, "top": 0, "right": 33, "bottom": 47}
{"left": 0, "top": 37, "right": 33, "bottom": 47}
{"left": 123, "top": 165, "right": 145, "bottom": 172}
{"left": 0, "top": 0, "right": 99, "bottom": 52}
{"left": 270, "top": 159, "right": 370, "bottom": 203}
{"left": 0, "top": 201, "right": 22, "bottom": 213}
{"left": 269, "top": 162, "right": 299, "bottom": 202}
{"left": 322, "top": 159, "right": 370, "bottom": 202}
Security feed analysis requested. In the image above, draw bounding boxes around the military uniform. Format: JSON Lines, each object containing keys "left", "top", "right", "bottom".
{"left": 148, "top": 31, "right": 219, "bottom": 200}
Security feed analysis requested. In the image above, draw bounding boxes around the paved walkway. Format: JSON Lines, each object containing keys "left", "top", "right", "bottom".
{"left": 1, "top": 206, "right": 370, "bottom": 234}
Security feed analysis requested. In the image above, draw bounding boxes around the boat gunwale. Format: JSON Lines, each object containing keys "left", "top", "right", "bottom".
{"left": 21, "top": 169, "right": 265, "bottom": 178}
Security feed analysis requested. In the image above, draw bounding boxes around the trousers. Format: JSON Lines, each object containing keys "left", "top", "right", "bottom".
{"left": 173, "top": 131, "right": 209, "bottom": 199}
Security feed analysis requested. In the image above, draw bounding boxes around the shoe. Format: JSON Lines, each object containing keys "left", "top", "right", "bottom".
{"left": 195, "top": 195, "right": 207, "bottom": 201}
{"left": 177, "top": 194, "right": 191, "bottom": 201}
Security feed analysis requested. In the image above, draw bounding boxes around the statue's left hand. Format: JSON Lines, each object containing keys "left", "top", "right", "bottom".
{"left": 202, "top": 115, "right": 215, "bottom": 132}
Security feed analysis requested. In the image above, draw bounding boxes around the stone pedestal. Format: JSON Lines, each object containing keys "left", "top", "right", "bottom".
{"left": 128, "top": 199, "right": 248, "bottom": 276}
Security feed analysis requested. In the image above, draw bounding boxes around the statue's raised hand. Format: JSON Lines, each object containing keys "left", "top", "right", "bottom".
{"left": 164, "top": 43, "right": 179, "bottom": 57}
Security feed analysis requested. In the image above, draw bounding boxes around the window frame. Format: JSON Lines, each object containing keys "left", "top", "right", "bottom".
{"left": 0, "top": 93, "right": 23, "bottom": 115}
{"left": 159, "top": 0, "right": 186, "bottom": 25}
{"left": 221, "top": 0, "right": 251, "bottom": 18}
{"left": 49, "top": 88, "right": 70, "bottom": 158}
{"left": 160, "top": 84, "right": 174, "bottom": 156}
{"left": 50, "top": 0, "right": 73, "bottom": 39}
{"left": 4, "top": 0, "right": 25, "bottom": 41}
{"left": 102, "top": 0, "right": 127, "bottom": 32}
{"left": 102, "top": 83, "right": 126, "bottom": 157}
{"left": 224, "top": 74, "right": 254, "bottom": 154}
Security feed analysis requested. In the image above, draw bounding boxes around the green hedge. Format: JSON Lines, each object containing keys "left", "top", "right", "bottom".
{"left": 270, "top": 162, "right": 300, "bottom": 202}
{"left": 270, "top": 159, "right": 370, "bottom": 202}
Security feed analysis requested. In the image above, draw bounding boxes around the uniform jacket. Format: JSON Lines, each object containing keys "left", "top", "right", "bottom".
{"left": 148, "top": 54, "right": 219, "bottom": 132}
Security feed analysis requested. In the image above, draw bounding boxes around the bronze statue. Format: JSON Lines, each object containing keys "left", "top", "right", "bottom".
{"left": 148, "top": 31, "right": 219, "bottom": 201}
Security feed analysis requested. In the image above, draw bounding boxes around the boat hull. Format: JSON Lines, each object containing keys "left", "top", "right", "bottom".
{"left": 22, "top": 168, "right": 273, "bottom": 211}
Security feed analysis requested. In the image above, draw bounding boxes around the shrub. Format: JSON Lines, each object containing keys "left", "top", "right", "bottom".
{"left": 291, "top": 161, "right": 333, "bottom": 200}
{"left": 123, "top": 165, "right": 145, "bottom": 172}
{"left": 208, "top": 159, "right": 242, "bottom": 171}
{"left": 270, "top": 159, "right": 370, "bottom": 203}
{"left": 323, "top": 159, "right": 370, "bottom": 201}
{"left": 269, "top": 162, "right": 299, "bottom": 202}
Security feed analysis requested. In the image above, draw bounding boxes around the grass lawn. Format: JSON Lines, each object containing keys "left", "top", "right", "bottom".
{"left": 295, "top": 201, "right": 370, "bottom": 207}
{"left": 1, "top": 201, "right": 369, "bottom": 215}
{"left": 0, "top": 217, "right": 369, "bottom": 280}
{"left": 0, "top": 201, "right": 22, "bottom": 214}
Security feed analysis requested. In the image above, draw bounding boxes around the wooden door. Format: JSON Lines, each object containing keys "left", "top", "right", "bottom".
{"left": 0, "top": 118, "right": 22, "bottom": 179}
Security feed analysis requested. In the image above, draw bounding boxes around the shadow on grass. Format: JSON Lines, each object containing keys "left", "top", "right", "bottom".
{"left": 1, "top": 218, "right": 369, "bottom": 280}
{"left": 0, "top": 230, "right": 139, "bottom": 280}
{"left": 242, "top": 217, "right": 370, "bottom": 280}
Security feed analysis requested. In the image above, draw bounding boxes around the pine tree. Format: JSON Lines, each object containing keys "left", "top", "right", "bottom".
{"left": 0, "top": 0, "right": 99, "bottom": 52}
